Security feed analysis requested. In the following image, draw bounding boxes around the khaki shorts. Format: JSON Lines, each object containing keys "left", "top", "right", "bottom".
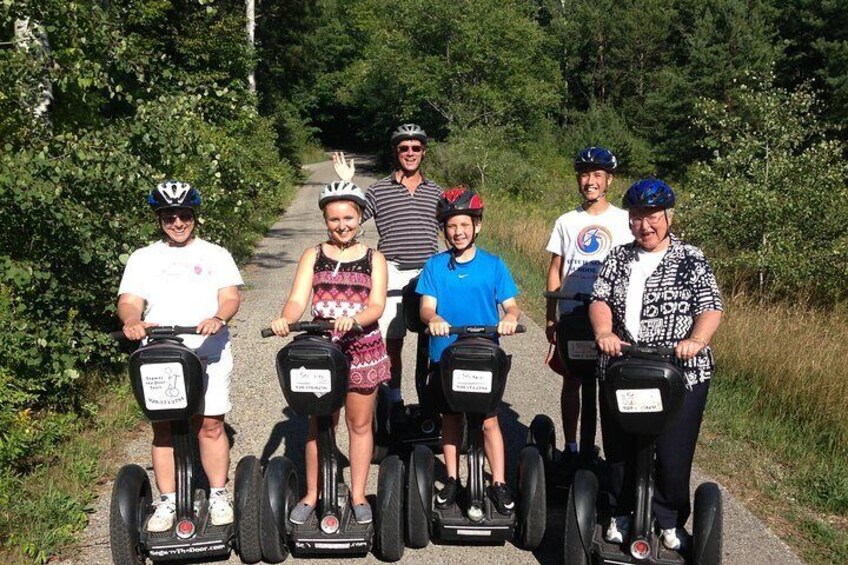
{"left": 379, "top": 262, "right": 421, "bottom": 340}
{"left": 199, "top": 341, "right": 233, "bottom": 416}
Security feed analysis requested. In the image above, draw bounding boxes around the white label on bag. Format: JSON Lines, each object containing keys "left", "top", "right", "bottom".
{"left": 616, "top": 389, "right": 663, "bottom": 413}
{"left": 451, "top": 369, "right": 493, "bottom": 393}
{"left": 567, "top": 340, "right": 598, "bottom": 360}
{"left": 140, "top": 362, "right": 188, "bottom": 410}
{"left": 290, "top": 366, "right": 332, "bottom": 397}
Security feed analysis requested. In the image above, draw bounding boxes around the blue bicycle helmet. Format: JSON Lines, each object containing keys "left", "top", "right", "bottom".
{"left": 148, "top": 180, "right": 202, "bottom": 210}
{"left": 622, "top": 178, "right": 676, "bottom": 209}
{"left": 574, "top": 146, "right": 617, "bottom": 173}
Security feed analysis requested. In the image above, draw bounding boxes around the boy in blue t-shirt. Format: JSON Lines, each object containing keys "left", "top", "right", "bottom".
{"left": 417, "top": 186, "right": 522, "bottom": 516}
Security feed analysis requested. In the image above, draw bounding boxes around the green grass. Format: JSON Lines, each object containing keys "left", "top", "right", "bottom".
{"left": 299, "top": 144, "right": 328, "bottom": 165}
{"left": 0, "top": 383, "right": 140, "bottom": 564}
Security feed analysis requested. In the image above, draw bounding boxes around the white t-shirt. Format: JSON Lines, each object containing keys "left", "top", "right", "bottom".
{"left": 625, "top": 248, "right": 667, "bottom": 340}
{"left": 118, "top": 238, "right": 243, "bottom": 353}
{"left": 546, "top": 204, "right": 633, "bottom": 314}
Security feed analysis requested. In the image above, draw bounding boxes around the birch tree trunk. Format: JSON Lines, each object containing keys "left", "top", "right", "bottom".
{"left": 246, "top": 0, "right": 256, "bottom": 92}
{"left": 14, "top": 18, "right": 53, "bottom": 123}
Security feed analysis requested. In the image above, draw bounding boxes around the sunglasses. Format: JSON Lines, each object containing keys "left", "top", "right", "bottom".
{"left": 397, "top": 144, "right": 424, "bottom": 153}
{"left": 161, "top": 210, "right": 195, "bottom": 224}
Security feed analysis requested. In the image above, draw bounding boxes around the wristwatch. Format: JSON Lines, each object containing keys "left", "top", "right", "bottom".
{"left": 213, "top": 316, "right": 228, "bottom": 326}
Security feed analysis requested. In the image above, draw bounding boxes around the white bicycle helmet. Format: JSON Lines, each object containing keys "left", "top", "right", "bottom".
{"left": 148, "top": 180, "right": 202, "bottom": 210}
{"left": 318, "top": 180, "right": 367, "bottom": 210}
{"left": 390, "top": 123, "right": 428, "bottom": 147}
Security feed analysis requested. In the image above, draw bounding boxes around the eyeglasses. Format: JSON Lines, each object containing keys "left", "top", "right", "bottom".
{"left": 629, "top": 212, "right": 666, "bottom": 227}
{"left": 161, "top": 210, "right": 195, "bottom": 224}
{"left": 397, "top": 144, "right": 424, "bottom": 153}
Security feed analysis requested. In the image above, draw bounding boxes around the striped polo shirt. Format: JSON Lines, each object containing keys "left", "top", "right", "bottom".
{"left": 363, "top": 173, "right": 443, "bottom": 265}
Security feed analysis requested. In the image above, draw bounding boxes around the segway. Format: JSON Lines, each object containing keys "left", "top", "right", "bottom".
{"left": 529, "top": 291, "right": 600, "bottom": 490}
{"left": 405, "top": 325, "right": 547, "bottom": 550}
{"left": 563, "top": 345, "right": 722, "bottom": 565}
{"left": 259, "top": 321, "right": 404, "bottom": 562}
{"left": 373, "top": 262, "right": 444, "bottom": 462}
{"left": 108, "top": 326, "right": 262, "bottom": 564}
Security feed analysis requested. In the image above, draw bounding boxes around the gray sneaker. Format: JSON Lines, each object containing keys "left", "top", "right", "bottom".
{"left": 353, "top": 502, "right": 373, "bottom": 524}
{"left": 289, "top": 502, "right": 315, "bottom": 525}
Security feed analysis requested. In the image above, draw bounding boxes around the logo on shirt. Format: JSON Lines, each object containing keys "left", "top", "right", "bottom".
{"left": 194, "top": 265, "right": 203, "bottom": 275}
{"left": 576, "top": 226, "right": 612, "bottom": 256}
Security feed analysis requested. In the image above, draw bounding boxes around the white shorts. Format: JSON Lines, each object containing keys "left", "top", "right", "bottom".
{"left": 378, "top": 262, "right": 422, "bottom": 340}
{"left": 199, "top": 341, "right": 233, "bottom": 416}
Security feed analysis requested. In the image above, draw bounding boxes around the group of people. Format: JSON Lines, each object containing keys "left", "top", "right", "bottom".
{"left": 117, "top": 123, "right": 723, "bottom": 552}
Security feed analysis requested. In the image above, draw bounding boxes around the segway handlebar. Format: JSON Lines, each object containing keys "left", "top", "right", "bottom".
{"left": 260, "top": 320, "right": 364, "bottom": 338}
{"left": 394, "top": 261, "right": 426, "bottom": 271}
{"left": 543, "top": 290, "right": 593, "bottom": 303}
{"left": 619, "top": 344, "right": 675, "bottom": 356}
{"left": 108, "top": 325, "right": 200, "bottom": 341}
{"left": 437, "top": 324, "right": 527, "bottom": 335}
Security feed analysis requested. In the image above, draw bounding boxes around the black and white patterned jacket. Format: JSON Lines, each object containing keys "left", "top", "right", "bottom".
{"left": 591, "top": 235, "right": 724, "bottom": 386}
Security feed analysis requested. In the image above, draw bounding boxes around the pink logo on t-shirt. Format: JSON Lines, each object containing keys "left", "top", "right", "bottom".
{"left": 194, "top": 265, "right": 203, "bottom": 275}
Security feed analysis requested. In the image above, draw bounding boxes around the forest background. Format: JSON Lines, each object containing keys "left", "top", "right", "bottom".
{"left": 1, "top": 0, "right": 846, "bottom": 563}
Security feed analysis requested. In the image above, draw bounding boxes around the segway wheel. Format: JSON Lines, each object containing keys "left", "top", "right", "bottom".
{"left": 372, "top": 385, "right": 391, "bottom": 464}
{"left": 261, "top": 456, "right": 299, "bottom": 563}
{"left": 528, "top": 414, "right": 557, "bottom": 464}
{"left": 517, "top": 446, "right": 547, "bottom": 549}
{"left": 234, "top": 456, "right": 263, "bottom": 563}
{"left": 692, "top": 482, "right": 723, "bottom": 565}
{"left": 109, "top": 464, "right": 152, "bottom": 565}
{"left": 405, "top": 445, "right": 433, "bottom": 548}
{"left": 376, "top": 455, "right": 405, "bottom": 562}
{"left": 564, "top": 479, "right": 592, "bottom": 565}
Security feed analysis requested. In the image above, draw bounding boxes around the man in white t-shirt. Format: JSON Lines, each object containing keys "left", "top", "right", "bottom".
{"left": 117, "top": 181, "right": 243, "bottom": 533}
{"left": 545, "top": 147, "right": 632, "bottom": 470}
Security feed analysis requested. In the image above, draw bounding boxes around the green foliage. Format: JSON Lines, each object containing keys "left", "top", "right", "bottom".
{"left": 683, "top": 74, "right": 848, "bottom": 302}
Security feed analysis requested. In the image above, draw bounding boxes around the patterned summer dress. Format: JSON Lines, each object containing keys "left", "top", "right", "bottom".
{"left": 311, "top": 244, "right": 391, "bottom": 393}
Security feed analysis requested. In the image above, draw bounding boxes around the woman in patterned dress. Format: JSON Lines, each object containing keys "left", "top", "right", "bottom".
{"left": 270, "top": 180, "right": 390, "bottom": 526}
{"left": 589, "top": 179, "right": 724, "bottom": 552}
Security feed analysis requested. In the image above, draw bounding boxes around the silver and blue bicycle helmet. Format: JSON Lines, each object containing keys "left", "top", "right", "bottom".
{"left": 319, "top": 180, "right": 367, "bottom": 210}
{"left": 148, "top": 180, "right": 202, "bottom": 210}
{"left": 574, "top": 146, "right": 618, "bottom": 173}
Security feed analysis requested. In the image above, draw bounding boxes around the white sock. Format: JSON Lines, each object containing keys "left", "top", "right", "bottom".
{"left": 210, "top": 487, "right": 228, "bottom": 497}
{"left": 160, "top": 492, "right": 176, "bottom": 503}
{"left": 567, "top": 442, "right": 578, "bottom": 453}
{"left": 389, "top": 388, "right": 403, "bottom": 403}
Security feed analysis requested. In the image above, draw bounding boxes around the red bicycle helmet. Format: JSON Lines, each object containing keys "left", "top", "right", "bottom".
{"left": 436, "top": 186, "right": 484, "bottom": 223}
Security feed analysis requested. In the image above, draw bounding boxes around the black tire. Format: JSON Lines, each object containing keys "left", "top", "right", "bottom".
{"left": 376, "top": 455, "right": 405, "bottom": 562}
{"left": 109, "top": 464, "right": 151, "bottom": 565}
{"left": 405, "top": 445, "right": 433, "bottom": 548}
{"left": 372, "top": 385, "right": 391, "bottom": 464}
{"left": 517, "top": 446, "right": 547, "bottom": 549}
{"left": 234, "top": 456, "right": 263, "bottom": 564}
{"left": 564, "top": 483, "right": 590, "bottom": 565}
{"left": 528, "top": 414, "right": 557, "bottom": 465}
{"left": 261, "top": 456, "right": 299, "bottom": 563}
{"left": 692, "top": 482, "right": 723, "bottom": 565}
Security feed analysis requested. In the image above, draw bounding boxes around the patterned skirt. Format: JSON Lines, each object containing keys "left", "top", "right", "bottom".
{"left": 332, "top": 322, "right": 391, "bottom": 393}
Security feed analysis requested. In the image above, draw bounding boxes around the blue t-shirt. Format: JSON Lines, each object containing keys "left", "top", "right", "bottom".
{"left": 417, "top": 248, "right": 519, "bottom": 362}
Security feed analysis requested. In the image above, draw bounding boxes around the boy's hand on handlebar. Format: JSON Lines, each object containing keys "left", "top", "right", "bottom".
{"left": 675, "top": 338, "right": 706, "bottom": 361}
{"left": 498, "top": 316, "right": 519, "bottom": 336}
{"left": 545, "top": 321, "right": 557, "bottom": 344}
{"left": 428, "top": 316, "right": 451, "bottom": 337}
{"left": 334, "top": 316, "right": 360, "bottom": 334}
{"left": 270, "top": 317, "right": 291, "bottom": 337}
{"left": 122, "top": 320, "right": 156, "bottom": 341}
{"left": 596, "top": 331, "right": 628, "bottom": 357}
{"left": 197, "top": 317, "right": 225, "bottom": 336}
{"left": 332, "top": 152, "right": 355, "bottom": 182}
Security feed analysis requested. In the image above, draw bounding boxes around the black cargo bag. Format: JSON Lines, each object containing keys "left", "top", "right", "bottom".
{"left": 275, "top": 334, "right": 349, "bottom": 416}
{"left": 129, "top": 341, "right": 205, "bottom": 422}
{"left": 439, "top": 336, "right": 511, "bottom": 415}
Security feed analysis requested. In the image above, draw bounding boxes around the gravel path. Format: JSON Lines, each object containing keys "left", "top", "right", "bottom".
{"left": 67, "top": 156, "right": 803, "bottom": 564}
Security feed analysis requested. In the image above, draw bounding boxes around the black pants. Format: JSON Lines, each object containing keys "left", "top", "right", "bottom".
{"left": 600, "top": 379, "right": 710, "bottom": 529}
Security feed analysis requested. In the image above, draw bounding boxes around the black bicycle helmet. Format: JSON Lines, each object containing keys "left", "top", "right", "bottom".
{"left": 148, "top": 180, "right": 202, "bottom": 210}
{"left": 574, "top": 146, "right": 618, "bottom": 173}
{"left": 436, "top": 186, "right": 484, "bottom": 223}
{"left": 390, "top": 123, "right": 428, "bottom": 147}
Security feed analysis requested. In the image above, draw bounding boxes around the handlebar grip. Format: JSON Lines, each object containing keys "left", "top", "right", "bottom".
{"left": 443, "top": 324, "right": 527, "bottom": 335}
{"left": 260, "top": 328, "right": 275, "bottom": 338}
{"left": 108, "top": 331, "right": 126, "bottom": 341}
{"left": 543, "top": 291, "right": 592, "bottom": 303}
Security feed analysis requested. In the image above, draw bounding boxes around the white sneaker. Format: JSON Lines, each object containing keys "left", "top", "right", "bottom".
{"left": 147, "top": 496, "right": 176, "bottom": 532}
{"left": 209, "top": 489, "right": 234, "bottom": 526}
{"left": 605, "top": 515, "right": 631, "bottom": 544}
{"left": 661, "top": 527, "right": 682, "bottom": 550}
